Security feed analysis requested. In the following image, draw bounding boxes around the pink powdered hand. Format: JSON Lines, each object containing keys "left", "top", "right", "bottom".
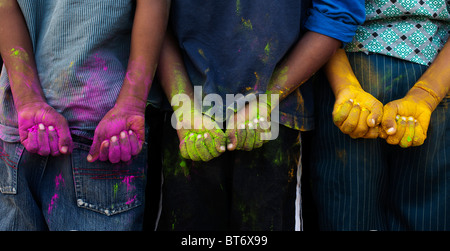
{"left": 87, "top": 105, "right": 145, "bottom": 164}
{"left": 18, "top": 101, "right": 73, "bottom": 156}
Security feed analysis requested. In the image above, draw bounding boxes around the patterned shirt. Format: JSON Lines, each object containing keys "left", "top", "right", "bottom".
{"left": 346, "top": 0, "right": 450, "bottom": 66}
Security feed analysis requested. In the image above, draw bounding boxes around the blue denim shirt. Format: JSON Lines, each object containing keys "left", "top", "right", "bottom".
{"left": 0, "top": 0, "right": 135, "bottom": 142}
{"left": 148, "top": 0, "right": 365, "bottom": 131}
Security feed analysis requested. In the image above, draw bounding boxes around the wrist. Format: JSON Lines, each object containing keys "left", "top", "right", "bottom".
{"left": 14, "top": 96, "right": 47, "bottom": 112}
{"left": 114, "top": 96, "right": 147, "bottom": 115}
{"left": 333, "top": 79, "right": 364, "bottom": 95}
{"left": 407, "top": 84, "right": 440, "bottom": 112}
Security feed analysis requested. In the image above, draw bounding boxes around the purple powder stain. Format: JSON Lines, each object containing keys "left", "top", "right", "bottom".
{"left": 125, "top": 194, "right": 137, "bottom": 205}
{"left": 47, "top": 193, "right": 59, "bottom": 215}
{"left": 122, "top": 175, "right": 136, "bottom": 192}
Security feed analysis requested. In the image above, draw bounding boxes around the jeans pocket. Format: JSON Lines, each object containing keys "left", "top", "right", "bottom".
{"left": 0, "top": 140, "right": 23, "bottom": 195}
{"left": 71, "top": 141, "right": 148, "bottom": 216}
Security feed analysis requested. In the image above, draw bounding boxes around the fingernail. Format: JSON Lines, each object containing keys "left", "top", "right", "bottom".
{"left": 220, "top": 146, "right": 226, "bottom": 152}
{"left": 349, "top": 99, "right": 354, "bottom": 103}
{"left": 197, "top": 134, "right": 202, "bottom": 139}
{"left": 396, "top": 115, "right": 400, "bottom": 120}
{"left": 248, "top": 123, "right": 253, "bottom": 129}
{"left": 61, "top": 146, "right": 68, "bottom": 154}
{"left": 39, "top": 123, "right": 45, "bottom": 130}
{"left": 259, "top": 117, "right": 265, "bottom": 122}
{"left": 227, "top": 143, "right": 234, "bottom": 150}
{"left": 204, "top": 133, "right": 208, "bottom": 138}
{"left": 111, "top": 136, "right": 117, "bottom": 142}
{"left": 408, "top": 116, "right": 414, "bottom": 121}
{"left": 102, "top": 140, "right": 109, "bottom": 147}
{"left": 387, "top": 128, "right": 395, "bottom": 134}
{"left": 128, "top": 130, "right": 133, "bottom": 135}
{"left": 48, "top": 126, "right": 55, "bottom": 131}
{"left": 253, "top": 118, "right": 259, "bottom": 124}
{"left": 371, "top": 119, "right": 376, "bottom": 126}
{"left": 87, "top": 154, "right": 93, "bottom": 162}
{"left": 120, "top": 131, "right": 127, "bottom": 139}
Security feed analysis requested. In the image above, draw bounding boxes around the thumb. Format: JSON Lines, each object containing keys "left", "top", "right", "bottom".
{"left": 55, "top": 120, "right": 73, "bottom": 154}
{"left": 382, "top": 102, "right": 399, "bottom": 135}
{"left": 226, "top": 128, "right": 238, "bottom": 151}
{"left": 367, "top": 102, "right": 383, "bottom": 127}
{"left": 87, "top": 133, "right": 101, "bottom": 162}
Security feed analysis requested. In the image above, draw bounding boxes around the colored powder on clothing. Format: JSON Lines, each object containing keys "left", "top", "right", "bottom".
{"left": 113, "top": 183, "right": 119, "bottom": 199}
{"left": 47, "top": 194, "right": 59, "bottom": 215}
{"left": 122, "top": 175, "right": 136, "bottom": 192}
{"left": 241, "top": 18, "right": 253, "bottom": 30}
{"left": 264, "top": 42, "right": 271, "bottom": 57}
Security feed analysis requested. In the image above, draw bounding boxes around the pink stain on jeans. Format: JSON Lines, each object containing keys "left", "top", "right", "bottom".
{"left": 47, "top": 173, "right": 65, "bottom": 216}
{"left": 125, "top": 194, "right": 137, "bottom": 205}
{"left": 55, "top": 173, "right": 65, "bottom": 190}
{"left": 47, "top": 193, "right": 59, "bottom": 215}
{"left": 122, "top": 176, "right": 137, "bottom": 205}
{"left": 122, "top": 175, "right": 136, "bottom": 192}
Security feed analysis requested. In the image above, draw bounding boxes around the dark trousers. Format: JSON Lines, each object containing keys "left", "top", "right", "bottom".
{"left": 155, "top": 112, "right": 302, "bottom": 231}
{"left": 310, "top": 52, "right": 450, "bottom": 231}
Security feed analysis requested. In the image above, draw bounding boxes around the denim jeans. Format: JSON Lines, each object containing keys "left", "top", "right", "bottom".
{"left": 0, "top": 135, "right": 148, "bottom": 231}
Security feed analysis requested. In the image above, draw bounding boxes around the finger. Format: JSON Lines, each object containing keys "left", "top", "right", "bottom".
{"left": 386, "top": 116, "right": 406, "bottom": 145}
{"left": 340, "top": 103, "right": 361, "bottom": 134}
{"left": 26, "top": 126, "right": 39, "bottom": 153}
{"left": 203, "top": 133, "right": 221, "bottom": 158}
{"left": 350, "top": 107, "right": 370, "bottom": 138}
{"left": 333, "top": 99, "right": 354, "bottom": 127}
{"left": 88, "top": 133, "right": 102, "bottom": 162}
{"left": 236, "top": 123, "right": 246, "bottom": 150}
{"left": 378, "top": 126, "right": 388, "bottom": 139}
{"left": 99, "top": 140, "right": 110, "bottom": 162}
{"left": 37, "top": 123, "right": 50, "bottom": 156}
{"left": 108, "top": 135, "right": 121, "bottom": 163}
{"left": 209, "top": 129, "right": 226, "bottom": 153}
{"left": 186, "top": 132, "right": 201, "bottom": 161}
{"left": 382, "top": 102, "right": 398, "bottom": 135}
{"left": 55, "top": 122, "right": 72, "bottom": 155}
{"left": 194, "top": 134, "right": 214, "bottom": 161}
{"left": 412, "top": 119, "right": 426, "bottom": 146}
{"left": 243, "top": 123, "right": 256, "bottom": 151}
{"left": 367, "top": 104, "right": 383, "bottom": 128}
{"left": 226, "top": 128, "right": 238, "bottom": 151}
{"left": 179, "top": 137, "right": 190, "bottom": 159}
{"left": 119, "top": 131, "right": 131, "bottom": 162}
{"left": 48, "top": 126, "right": 60, "bottom": 156}
{"left": 400, "top": 117, "right": 415, "bottom": 148}
{"left": 128, "top": 130, "right": 142, "bottom": 156}
{"left": 258, "top": 116, "right": 272, "bottom": 142}
{"left": 253, "top": 118, "right": 263, "bottom": 148}
{"left": 363, "top": 126, "right": 379, "bottom": 139}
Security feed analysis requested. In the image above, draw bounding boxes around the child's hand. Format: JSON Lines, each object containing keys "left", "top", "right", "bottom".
{"left": 17, "top": 101, "right": 73, "bottom": 156}
{"left": 382, "top": 95, "right": 432, "bottom": 148}
{"left": 87, "top": 104, "right": 145, "bottom": 163}
{"left": 175, "top": 109, "right": 226, "bottom": 162}
{"left": 226, "top": 99, "right": 271, "bottom": 151}
{"left": 333, "top": 86, "right": 383, "bottom": 139}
